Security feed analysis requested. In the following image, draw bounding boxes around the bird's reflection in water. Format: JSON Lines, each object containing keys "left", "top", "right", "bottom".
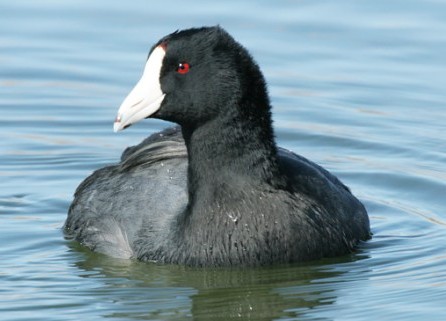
{"left": 68, "top": 242, "right": 369, "bottom": 320}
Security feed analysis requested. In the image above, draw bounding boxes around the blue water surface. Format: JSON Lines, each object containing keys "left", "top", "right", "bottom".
{"left": 1, "top": 1, "right": 445, "bottom": 320}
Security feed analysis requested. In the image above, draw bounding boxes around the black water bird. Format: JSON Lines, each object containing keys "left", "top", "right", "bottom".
{"left": 65, "top": 26, "right": 370, "bottom": 266}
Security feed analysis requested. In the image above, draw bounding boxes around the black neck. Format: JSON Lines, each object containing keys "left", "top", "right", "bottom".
{"left": 181, "top": 108, "right": 284, "bottom": 208}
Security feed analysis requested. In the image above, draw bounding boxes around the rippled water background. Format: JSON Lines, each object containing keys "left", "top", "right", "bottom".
{"left": 1, "top": 1, "right": 445, "bottom": 320}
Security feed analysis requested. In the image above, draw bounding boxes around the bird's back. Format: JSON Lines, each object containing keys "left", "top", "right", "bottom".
{"left": 65, "top": 127, "right": 188, "bottom": 259}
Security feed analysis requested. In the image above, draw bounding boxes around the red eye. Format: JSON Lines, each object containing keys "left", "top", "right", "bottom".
{"left": 177, "top": 62, "right": 190, "bottom": 74}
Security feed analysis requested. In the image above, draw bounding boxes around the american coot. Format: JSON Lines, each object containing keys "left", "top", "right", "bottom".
{"left": 65, "top": 26, "right": 371, "bottom": 266}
